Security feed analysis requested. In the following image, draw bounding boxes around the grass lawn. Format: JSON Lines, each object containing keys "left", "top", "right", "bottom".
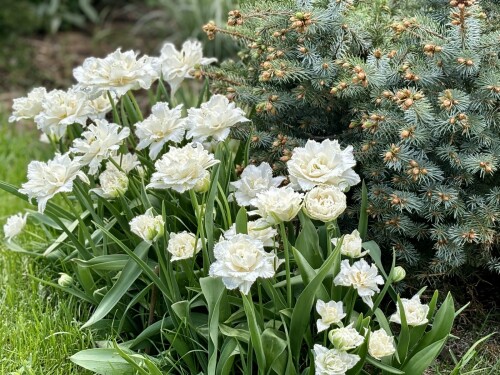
{"left": 0, "top": 110, "right": 93, "bottom": 374}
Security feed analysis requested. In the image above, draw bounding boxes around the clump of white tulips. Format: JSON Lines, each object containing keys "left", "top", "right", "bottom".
{"left": 3, "top": 39, "right": 459, "bottom": 375}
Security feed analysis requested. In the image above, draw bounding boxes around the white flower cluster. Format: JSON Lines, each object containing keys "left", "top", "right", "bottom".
{"left": 135, "top": 94, "right": 248, "bottom": 162}
{"left": 73, "top": 39, "right": 216, "bottom": 99}
{"left": 224, "top": 138, "right": 403, "bottom": 374}
{"left": 230, "top": 138, "right": 359, "bottom": 227}
{"left": 314, "top": 302, "right": 396, "bottom": 373}
{"left": 314, "top": 290, "right": 429, "bottom": 372}
{"left": 9, "top": 87, "right": 114, "bottom": 139}
{"left": 230, "top": 162, "right": 285, "bottom": 207}
{"left": 10, "top": 39, "right": 217, "bottom": 141}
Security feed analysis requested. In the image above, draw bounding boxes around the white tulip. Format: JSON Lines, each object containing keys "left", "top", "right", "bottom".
{"left": 158, "top": 39, "right": 217, "bottom": 95}
{"left": 3, "top": 213, "right": 28, "bottom": 241}
{"left": 230, "top": 162, "right": 285, "bottom": 206}
{"left": 73, "top": 49, "right": 158, "bottom": 97}
{"left": 316, "top": 300, "right": 346, "bottom": 332}
{"left": 147, "top": 142, "right": 219, "bottom": 193}
{"left": 167, "top": 231, "right": 202, "bottom": 261}
{"left": 390, "top": 294, "right": 429, "bottom": 326}
{"left": 186, "top": 94, "right": 249, "bottom": 143}
{"left": 333, "top": 259, "right": 384, "bottom": 308}
{"left": 91, "top": 168, "right": 128, "bottom": 199}
{"left": 287, "top": 139, "right": 360, "bottom": 191}
{"left": 209, "top": 234, "right": 280, "bottom": 294}
{"left": 250, "top": 186, "right": 304, "bottom": 225}
{"left": 304, "top": 185, "right": 346, "bottom": 222}
{"left": 368, "top": 329, "right": 396, "bottom": 359}
{"left": 9, "top": 87, "right": 46, "bottom": 122}
{"left": 70, "top": 119, "right": 130, "bottom": 175}
{"left": 313, "top": 344, "right": 360, "bottom": 375}
{"left": 34, "top": 88, "right": 92, "bottom": 139}
{"left": 57, "top": 273, "right": 74, "bottom": 287}
{"left": 328, "top": 323, "right": 365, "bottom": 350}
{"left": 135, "top": 102, "right": 186, "bottom": 160}
{"left": 19, "top": 153, "right": 89, "bottom": 213}
{"left": 129, "top": 208, "right": 165, "bottom": 243}
{"left": 332, "top": 230, "right": 368, "bottom": 258}
{"left": 392, "top": 266, "right": 406, "bottom": 283}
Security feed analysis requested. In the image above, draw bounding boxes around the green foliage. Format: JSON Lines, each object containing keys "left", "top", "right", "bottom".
{"left": 0, "top": 0, "right": 38, "bottom": 37}
{"left": 34, "top": 0, "right": 102, "bottom": 34}
{"left": 0, "top": 0, "right": 103, "bottom": 36}
{"left": 205, "top": 0, "right": 500, "bottom": 276}
{"left": 482, "top": 0, "right": 500, "bottom": 31}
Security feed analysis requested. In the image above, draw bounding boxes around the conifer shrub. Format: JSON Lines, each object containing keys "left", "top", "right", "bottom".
{"left": 204, "top": 0, "right": 500, "bottom": 276}
{"left": 203, "top": 0, "right": 374, "bottom": 164}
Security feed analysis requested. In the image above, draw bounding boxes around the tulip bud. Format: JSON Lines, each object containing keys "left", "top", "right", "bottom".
{"left": 58, "top": 273, "right": 74, "bottom": 287}
{"left": 393, "top": 266, "right": 406, "bottom": 282}
{"left": 194, "top": 173, "right": 211, "bottom": 194}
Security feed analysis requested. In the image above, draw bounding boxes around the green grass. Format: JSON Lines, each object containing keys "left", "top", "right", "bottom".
{"left": 0, "top": 111, "right": 92, "bottom": 374}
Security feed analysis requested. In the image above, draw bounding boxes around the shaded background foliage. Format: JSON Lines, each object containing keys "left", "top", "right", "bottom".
{"left": 0, "top": 0, "right": 238, "bottom": 94}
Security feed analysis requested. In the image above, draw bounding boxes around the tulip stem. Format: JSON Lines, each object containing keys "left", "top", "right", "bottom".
{"left": 127, "top": 91, "right": 144, "bottom": 121}
{"left": 279, "top": 222, "right": 292, "bottom": 308}
{"left": 326, "top": 222, "right": 334, "bottom": 297}
{"left": 258, "top": 283, "right": 264, "bottom": 328}
{"left": 189, "top": 189, "right": 200, "bottom": 217}
{"left": 189, "top": 189, "right": 209, "bottom": 275}
{"left": 107, "top": 91, "right": 121, "bottom": 125}
{"left": 326, "top": 221, "right": 333, "bottom": 258}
